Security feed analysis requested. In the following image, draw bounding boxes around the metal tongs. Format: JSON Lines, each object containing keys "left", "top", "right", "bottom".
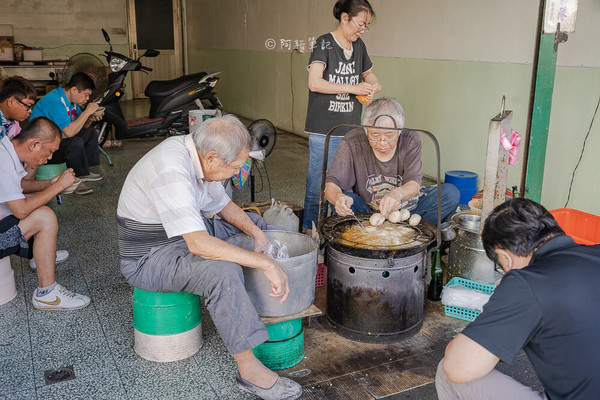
{"left": 351, "top": 212, "right": 365, "bottom": 229}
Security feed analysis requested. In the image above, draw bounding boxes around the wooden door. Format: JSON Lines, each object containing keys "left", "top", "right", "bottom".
{"left": 127, "top": 0, "right": 184, "bottom": 98}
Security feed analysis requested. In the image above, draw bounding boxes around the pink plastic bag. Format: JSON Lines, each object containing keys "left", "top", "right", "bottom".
{"left": 500, "top": 128, "right": 521, "bottom": 166}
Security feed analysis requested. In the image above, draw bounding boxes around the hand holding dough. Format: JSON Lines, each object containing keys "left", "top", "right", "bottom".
{"left": 369, "top": 213, "right": 386, "bottom": 227}
{"left": 387, "top": 209, "right": 410, "bottom": 223}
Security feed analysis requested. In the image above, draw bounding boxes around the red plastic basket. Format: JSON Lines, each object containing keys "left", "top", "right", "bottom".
{"left": 550, "top": 208, "right": 600, "bottom": 246}
{"left": 315, "top": 263, "right": 327, "bottom": 287}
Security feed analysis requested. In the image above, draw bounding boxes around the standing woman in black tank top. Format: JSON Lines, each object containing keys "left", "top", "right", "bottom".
{"left": 302, "top": 0, "right": 381, "bottom": 235}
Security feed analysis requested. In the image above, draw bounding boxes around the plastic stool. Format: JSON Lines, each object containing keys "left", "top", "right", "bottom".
{"left": 445, "top": 170, "right": 478, "bottom": 205}
{"left": 35, "top": 163, "right": 67, "bottom": 180}
{"left": 0, "top": 257, "right": 17, "bottom": 305}
{"left": 253, "top": 318, "right": 305, "bottom": 370}
{"left": 132, "top": 288, "right": 203, "bottom": 362}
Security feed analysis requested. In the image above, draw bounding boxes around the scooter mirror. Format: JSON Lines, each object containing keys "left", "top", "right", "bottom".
{"left": 143, "top": 49, "right": 160, "bottom": 58}
{"left": 102, "top": 28, "right": 111, "bottom": 43}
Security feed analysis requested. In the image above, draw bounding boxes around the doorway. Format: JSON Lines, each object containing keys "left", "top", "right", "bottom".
{"left": 126, "top": 0, "right": 184, "bottom": 98}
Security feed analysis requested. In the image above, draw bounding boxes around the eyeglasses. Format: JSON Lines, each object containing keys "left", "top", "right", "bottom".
{"left": 15, "top": 98, "right": 34, "bottom": 111}
{"left": 494, "top": 263, "right": 505, "bottom": 275}
{"left": 350, "top": 18, "right": 370, "bottom": 33}
{"left": 367, "top": 131, "right": 399, "bottom": 143}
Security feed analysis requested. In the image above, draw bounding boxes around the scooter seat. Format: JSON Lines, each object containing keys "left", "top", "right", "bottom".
{"left": 145, "top": 72, "right": 207, "bottom": 98}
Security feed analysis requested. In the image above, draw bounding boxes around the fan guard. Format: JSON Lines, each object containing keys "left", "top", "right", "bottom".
{"left": 61, "top": 53, "right": 108, "bottom": 101}
{"left": 248, "top": 119, "right": 276, "bottom": 158}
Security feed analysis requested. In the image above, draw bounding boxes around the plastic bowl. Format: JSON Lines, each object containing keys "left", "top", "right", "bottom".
{"left": 468, "top": 198, "right": 483, "bottom": 213}
{"left": 92, "top": 106, "right": 105, "bottom": 117}
{"left": 60, "top": 178, "right": 81, "bottom": 195}
{"left": 356, "top": 94, "right": 372, "bottom": 104}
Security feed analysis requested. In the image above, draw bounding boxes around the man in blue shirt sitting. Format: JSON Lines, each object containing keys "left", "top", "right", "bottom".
{"left": 30, "top": 72, "right": 103, "bottom": 195}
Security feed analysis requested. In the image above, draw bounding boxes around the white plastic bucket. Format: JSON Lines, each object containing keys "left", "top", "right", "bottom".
{"left": 0, "top": 257, "right": 17, "bottom": 305}
{"left": 188, "top": 109, "right": 219, "bottom": 135}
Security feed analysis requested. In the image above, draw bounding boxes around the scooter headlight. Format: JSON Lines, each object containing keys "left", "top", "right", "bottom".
{"left": 109, "top": 57, "right": 127, "bottom": 72}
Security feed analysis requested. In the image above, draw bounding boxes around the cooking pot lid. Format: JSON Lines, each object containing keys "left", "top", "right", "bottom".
{"left": 451, "top": 211, "right": 482, "bottom": 234}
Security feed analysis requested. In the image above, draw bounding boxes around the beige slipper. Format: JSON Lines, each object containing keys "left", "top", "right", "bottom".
{"left": 236, "top": 372, "right": 302, "bottom": 400}
{"left": 74, "top": 182, "right": 93, "bottom": 195}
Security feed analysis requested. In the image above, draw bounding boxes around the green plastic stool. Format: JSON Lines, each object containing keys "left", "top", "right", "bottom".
{"left": 253, "top": 319, "right": 305, "bottom": 370}
{"left": 132, "top": 288, "right": 203, "bottom": 362}
{"left": 35, "top": 162, "right": 67, "bottom": 180}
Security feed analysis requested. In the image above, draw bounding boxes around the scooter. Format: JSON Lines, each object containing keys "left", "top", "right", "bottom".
{"left": 94, "top": 28, "right": 222, "bottom": 146}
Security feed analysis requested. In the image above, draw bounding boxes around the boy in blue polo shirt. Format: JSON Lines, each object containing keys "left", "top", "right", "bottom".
{"left": 31, "top": 72, "right": 104, "bottom": 195}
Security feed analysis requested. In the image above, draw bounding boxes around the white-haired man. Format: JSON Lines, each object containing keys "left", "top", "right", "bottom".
{"left": 116, "top": 114, "right": 302, "bottom": 400}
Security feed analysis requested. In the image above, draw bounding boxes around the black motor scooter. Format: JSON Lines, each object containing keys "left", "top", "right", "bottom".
{"left": 94, "top": 28, "right": 222, "bottom": 146}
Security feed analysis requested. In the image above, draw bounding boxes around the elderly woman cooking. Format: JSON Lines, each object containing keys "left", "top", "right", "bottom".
{"left": 324, "top": 97, "right": 460, "bottom": 225}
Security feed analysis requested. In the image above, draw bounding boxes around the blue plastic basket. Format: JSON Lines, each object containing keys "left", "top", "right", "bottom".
{"left": 443, "top": 277, "right": 495, "bottom": 322}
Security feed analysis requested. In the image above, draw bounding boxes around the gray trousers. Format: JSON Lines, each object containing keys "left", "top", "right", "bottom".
{"left": 120, "top": 214, "right": 270, "bottom": 355}
{"left": 435, "top": 359, "right": 547, "bottom": 400}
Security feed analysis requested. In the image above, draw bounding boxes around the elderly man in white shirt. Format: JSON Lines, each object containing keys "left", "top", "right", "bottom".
{"left": 116, "top": 114, "right": 302, "bottom": 400}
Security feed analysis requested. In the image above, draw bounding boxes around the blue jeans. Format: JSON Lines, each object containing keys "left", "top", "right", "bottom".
{"left": 412, "top": 184, "right": 460, "bottom": 224}
{"left": 302, "top": 134, "right": 342, "bottom": 230}
{"left": 345, "top": 184, "right": 460, "bottom": 225}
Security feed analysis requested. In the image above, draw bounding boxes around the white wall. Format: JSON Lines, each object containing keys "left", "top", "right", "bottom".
{"left": 0, "top": 0, "right": 128, "bottom": 50}
{"left": 1, "top": 1, "right": 131, "bottom": 96}
{"left": 188, "top": 0, "right": 599, "bottom": 67}
{"left": 186, "top": 0, "right": 600, "bottom": 214}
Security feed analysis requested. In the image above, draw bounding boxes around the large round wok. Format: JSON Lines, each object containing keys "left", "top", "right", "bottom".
{"left": 319, "top": 212, "right": 436, "bottom": 259}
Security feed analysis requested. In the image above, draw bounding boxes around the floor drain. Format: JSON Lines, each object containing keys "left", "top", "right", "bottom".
{"left": 288, "top": 369, "right": 311, "bottom": 378}
{"left": 44, "top": 365, "right": 76, "bottom": 385}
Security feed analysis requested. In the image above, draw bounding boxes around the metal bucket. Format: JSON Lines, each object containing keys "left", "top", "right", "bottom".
{"left": 326, "top": 246, "right": 425, "bottom": 342}
{"left": 447, "top": 212, "right": 495, "bottom": 284}
{"left": 225, "top": 230, "right": 318, "bottom": 317}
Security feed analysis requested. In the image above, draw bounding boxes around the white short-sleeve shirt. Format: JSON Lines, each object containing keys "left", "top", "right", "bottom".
{"left": 117, "top": 135, "right": 230, "bottom": 238}
{"left": 0, "top": 136, "right": 27, "bottom": 220}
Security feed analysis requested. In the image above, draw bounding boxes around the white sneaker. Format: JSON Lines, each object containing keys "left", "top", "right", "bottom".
{"left": 30, "top": 250, "right": 69, "bottom": 271}
{"left": 32, "top": 283, "right": 91, "bottom": 311}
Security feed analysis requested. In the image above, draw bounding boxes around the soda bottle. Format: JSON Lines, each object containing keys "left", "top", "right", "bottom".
{"left": 427, "top": 249, "right": 443, "bottom": 301}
